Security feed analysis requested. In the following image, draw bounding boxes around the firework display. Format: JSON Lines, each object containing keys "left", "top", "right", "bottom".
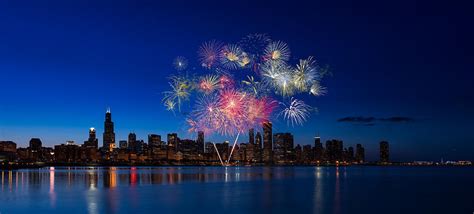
{"left": 163, "top": 34, "right": 328, "bottom": 138}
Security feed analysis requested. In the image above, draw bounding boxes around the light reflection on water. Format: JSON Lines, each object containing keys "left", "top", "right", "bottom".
{"left": 0, "top": 166, "right": 473, "bottom": 214}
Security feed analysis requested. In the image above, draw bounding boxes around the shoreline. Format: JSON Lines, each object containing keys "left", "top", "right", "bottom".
{"left": 2, "top": 163, "right": 473, "bottom": 170}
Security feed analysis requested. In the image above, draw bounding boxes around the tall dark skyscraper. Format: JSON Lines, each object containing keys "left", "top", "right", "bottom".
{"left": 255, "top": 131, "right": 262, "bottom": 162}
{"left": 380, "top": 141, "right": 390, "bottom": 163}
{"left": 197, "top": 131, "right": 204, "bottom": 153}
{"left": 249, "top": 128, "right": 254, "bottom": 145}
{"left": 314, "top": 136, "right": 323, "bottom": 161}
{"left": 273, "top": 133, "right": 294, "bottom": 162}
{"left": 263, "top": 121, "right": 273, "bottom": 164}
{"left": 355, "top": 144, "right": 365, "bottom": 163}
{"left": 84, "top": 127, "right": 98, "bottom": 148}
{"left": 103, "top": 108, "right": 115, "bottom": 152}
{"left": 128, "top": 132, "right": 137, "bottom": 152}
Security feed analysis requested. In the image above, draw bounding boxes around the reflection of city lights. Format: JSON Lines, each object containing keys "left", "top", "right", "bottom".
{"left": 110, "top": 167, "right": 117, "bottom": 188}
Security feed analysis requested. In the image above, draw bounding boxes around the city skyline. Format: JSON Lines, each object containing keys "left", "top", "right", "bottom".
{"left": 0, "top": 108, "right": 469, "bottom": 163}
{"left": 0, "top": 1, "right": 473, "bottom": 162}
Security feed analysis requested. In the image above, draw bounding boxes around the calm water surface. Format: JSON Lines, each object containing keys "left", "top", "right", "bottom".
{"left": 0, "top": 166, "right": 473, "bottom": 214}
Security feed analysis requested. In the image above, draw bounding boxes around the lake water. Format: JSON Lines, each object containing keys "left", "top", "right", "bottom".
{"left": 0, "top": 166, "right": 472, "bottom": 214}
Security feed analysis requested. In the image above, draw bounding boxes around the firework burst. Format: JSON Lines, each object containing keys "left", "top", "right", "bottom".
{"left": 264, "top": 41, "right": 290, "bottom": 63}
{"left": 220, "top": 44, "right": 244, "bottom": 70}
{"left": 261, "top": 61, "right": 295, "bottom": 96}
{"left": 162, "top": 75, "right": 193, "bottom": 112}
{"left": 198, "top": 40, "right": 224, "bottom": 69}
{"left": 173, "top": 56, "right": 188, "bottom": 71}
{"left": 239, "top": 33, "right": 272, "bottom": 70}
{"left": 163, "top": 34, "right": 329, "bottom": 165}
{"left": 198, "top": 74, "right": 220, "bottom": 94}
{"left": 280, "top": 97, "right": 312, "bottom": 126}
{"left": 309, "top": 81, "right": 327, "bottom": 96}
{"left": 293, "top": 56, "right": 318, "bottom": 92}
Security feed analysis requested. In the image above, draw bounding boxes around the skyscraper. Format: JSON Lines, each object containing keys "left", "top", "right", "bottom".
{"left": 263, "top": 121, "right": 273, "bottom": 164}
{"left": 249, "top": 128, "right": 254, "bottom": 145}
{"left": 355, "top": 144, "right": 365, "bottom": 163}
{"left": 148, "top": 134, "right": 161, "bottom": 147}
{"left": 314, "top": 136, "right": 323, "bottom": 161}
{"left": 255, "top": 131, "right": 262, "bottom": 162}
{"left": 380, "top": 141, "right": 390, "bottom": 163}
{"left": 273, "top": 133, "right": 294, "bottom": 163}
{"left": 103, "top": 108, "right": 115, "bottom": 152}
{"left": 128, "top": 132, "right": 137, "bottom": 152}
{"left": 197, "top": 131, "right": 204, "bottom": 153}
{"left": 84, "top": 127, "right": 98, "bottom": 148}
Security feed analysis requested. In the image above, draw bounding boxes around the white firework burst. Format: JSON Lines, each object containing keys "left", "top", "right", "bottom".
{"left": 280, "top": 97, "right": 312, "bottom": 126}
{"left": 261, "top": 61, "right": 295, "bottom": 96}
{"left": 309, "top": 81, "right": 327, "bottom": 96}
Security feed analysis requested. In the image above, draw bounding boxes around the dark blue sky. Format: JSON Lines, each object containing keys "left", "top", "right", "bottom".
{"left": 0, "top": 0, "right": 472, "bottom": 161}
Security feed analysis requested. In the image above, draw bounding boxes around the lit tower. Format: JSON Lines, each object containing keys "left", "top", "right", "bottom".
{"left": 85, "top": 127, "right": 98, "bottom": 148}
{"left": 103, "top": 108, "right": 116, "bottom": 152}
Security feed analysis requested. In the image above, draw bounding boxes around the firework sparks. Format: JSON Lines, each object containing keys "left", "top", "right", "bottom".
{"left": 264, "top": 41, "right": 290, "bottom": 63}
{"left": 173, "top": 56, "right": 188, "bottom": 71}
{"left": 309, "top": 81, "right": 327, "bottom": 96}
{"left": 164, "top": 99, "right": 176, "bottom": 111}
{"left": 220, "top": 44, "right": 244, "bottom": 70}
{"left": 261, "top": 61, "right": 295, "bottom": 96}
{"left": 163, "top": 34, "right": 328, "bottom": 164}
{"left": 162, "top": 75, "right": 192, "bottom": 112}
{"left": 198, "top": 74, "right": 220, "bottom": 94}
{"left": 280, "top": 97, "right": 312, "bottom": 126}
{"left": 293, "top": 56, "right": 318, "bottom": 92}
{"left": 198, "top": 40, "right": 224, "bottom": 69}
{"left": 239, "top": 33, "right": 272, "bottom": 70}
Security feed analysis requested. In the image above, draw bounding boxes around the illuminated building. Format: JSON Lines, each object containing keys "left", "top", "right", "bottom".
{"left": 54, "top": 143, "right": 80, "bottom": 163}
{"left": 119, "top": 140, "right": 128, "bottom": 149}
{"left": 28, "top": 138, "right": 43, "bottom": 161}
{"left": 148, "top": 134, "right": 161, "bottom": 147}
{"left": 0, "top": 141, "right": 17, "bottom": 161}
{"left": 102, "top": 108, "right": 116, "bottom": 152}
{"left": 262, "top": 121, "right": 273, "bottom": 164}
{"left": 84, "top": 128, "right": 98, "bottom": 149}
{"left": 380, "top": 141, "right": 389, "bottom": 163}
{"left": 273, "top": 133, "right": 294, "bottom": 163}
{"left": 167, "top": 133, "right": 178, "bottom": 151}
{"left": 314, "top": 136, "right": 323, "bottom": 161}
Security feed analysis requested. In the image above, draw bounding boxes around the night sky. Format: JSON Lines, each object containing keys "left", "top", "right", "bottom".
{"left": 0, "top": 0, "right": 472, "bottom": 161}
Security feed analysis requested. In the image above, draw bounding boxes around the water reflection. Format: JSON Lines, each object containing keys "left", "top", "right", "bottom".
{"left": 0, "top": 167, "right": 345, "bottom": 213}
